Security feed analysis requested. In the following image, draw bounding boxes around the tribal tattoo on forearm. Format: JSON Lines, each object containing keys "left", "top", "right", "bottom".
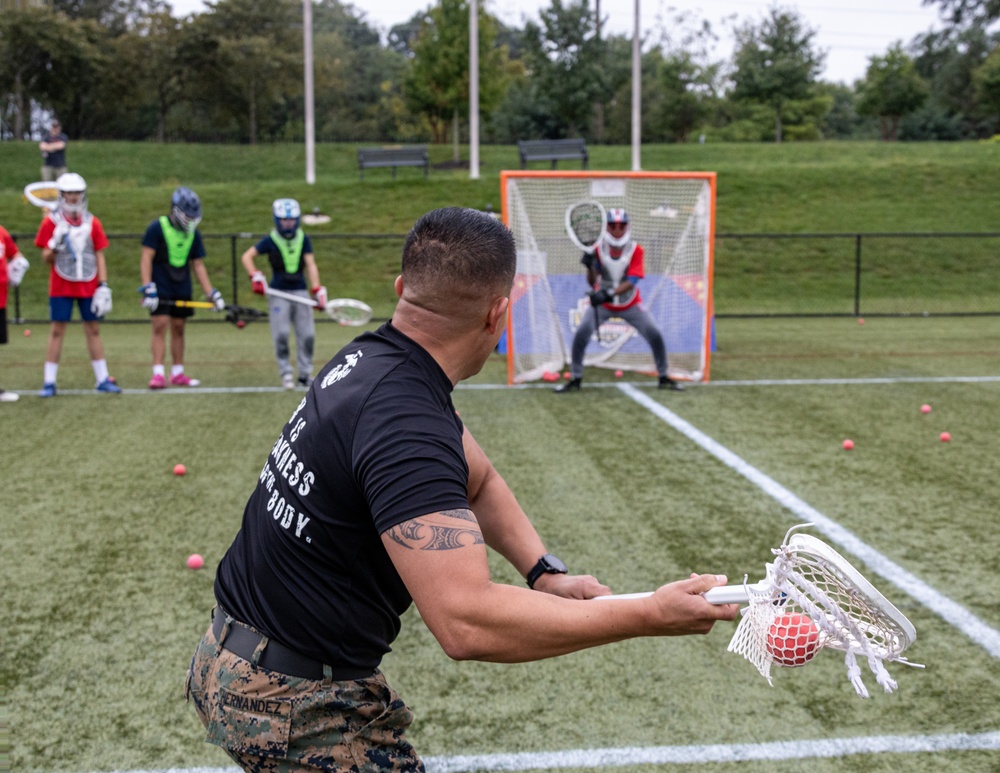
{"left": 388, "top": 509, "right": 485, "bottom": 550}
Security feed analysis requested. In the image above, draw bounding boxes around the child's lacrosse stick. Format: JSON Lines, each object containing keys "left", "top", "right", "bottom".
{"left": 264, "top": 286, "right": 373, "bottom": 326}
{"left": 601, "top": 524, "right": 921, "bottom": 698}
{"left": 23, "top": 181, "right": 60, "bottom": 211}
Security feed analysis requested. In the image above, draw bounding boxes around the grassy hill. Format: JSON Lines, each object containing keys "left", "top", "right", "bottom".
{"left": 2, "top": 140, "right": 999, "bottom": 319}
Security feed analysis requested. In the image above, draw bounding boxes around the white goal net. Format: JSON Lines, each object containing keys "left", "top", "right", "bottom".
{"left": 501, "top": 171, "right": 716, "bottom": 384}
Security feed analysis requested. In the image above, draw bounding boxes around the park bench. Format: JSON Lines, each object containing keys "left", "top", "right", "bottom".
{"left": 517, "top": 138, "right": 589, "bottom": 169}
{"left": 357, "top": 145, "right": 429, "bottom": 179}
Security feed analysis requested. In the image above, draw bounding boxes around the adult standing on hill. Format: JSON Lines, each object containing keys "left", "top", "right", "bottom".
{"left": 38, "top": 120, "right": 68, "bottom": 182}
{"left": 139, "top": 186, "right": 225, "bottom": 389}
{"left": 186, "top": 206, "right": 736, "bottom": 771}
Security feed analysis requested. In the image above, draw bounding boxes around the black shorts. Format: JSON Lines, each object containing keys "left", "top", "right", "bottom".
{"left": 0, "top": 306, "right": 7, "bottom": 345}
{"left": 151, "top": 304, "right": 194, "bottom": 319}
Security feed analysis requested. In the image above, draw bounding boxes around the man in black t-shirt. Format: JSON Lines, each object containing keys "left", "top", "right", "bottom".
{"left": 187, "top": 207, "right": 737, "bottom": 771}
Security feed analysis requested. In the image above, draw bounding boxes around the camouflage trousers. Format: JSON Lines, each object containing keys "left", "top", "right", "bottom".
{"left": 186, "top": 617, "right": 425, "bottom": 772}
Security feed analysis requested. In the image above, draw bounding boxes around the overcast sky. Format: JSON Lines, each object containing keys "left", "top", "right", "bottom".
{"left": 166, "top": 0, "right": 947, "bottom": 85}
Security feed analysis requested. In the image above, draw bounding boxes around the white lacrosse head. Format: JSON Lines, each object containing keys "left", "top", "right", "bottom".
{"left": 725, "top": 528, "right": 920, "bottom": 698}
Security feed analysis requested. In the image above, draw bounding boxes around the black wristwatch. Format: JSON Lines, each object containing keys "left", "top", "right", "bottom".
{"left": 526, "top": 553, "right": 568, "bottom": 589}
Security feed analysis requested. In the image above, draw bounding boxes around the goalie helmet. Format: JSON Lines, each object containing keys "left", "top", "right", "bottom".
{"left": 170, "top": 187, "right": 202, "bottom": 234}
{"left": 605, "top": 207, "right": 631, "bottom": 248}
{"left": 56, "top": 173, "right": 87, "bottom": 224}
{"left": 272, "top": 198, "right": 301, "bottom": 239}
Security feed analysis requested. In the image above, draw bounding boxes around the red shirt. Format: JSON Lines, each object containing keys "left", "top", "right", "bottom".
{"left": 35, "top": 215, "right": 109, "bottom": 298}
{"left": 0, "top": 226, "right": 20, "bottom": 308}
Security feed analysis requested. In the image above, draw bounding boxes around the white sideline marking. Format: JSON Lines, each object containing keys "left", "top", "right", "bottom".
{"left": 15, "top": 373, "right": 1000, "bottom": 398}
{"left": 86, "top": 731, "right": 1000, "bottom": 773}
{"left": 618, "top": 382, "right": 1000, "bottom": 659}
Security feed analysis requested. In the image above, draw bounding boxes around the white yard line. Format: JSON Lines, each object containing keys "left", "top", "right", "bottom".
{"left": 618, "top": 381, "right": 1000, "bottom": 659}
{"left": 86, "top": 731, "right": 1000, "bottom": 773}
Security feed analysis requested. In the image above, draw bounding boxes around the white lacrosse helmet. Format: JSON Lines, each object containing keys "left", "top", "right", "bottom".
{"left": 56, "top": 173, "right": 88, "bottom": 222}
{"left": 272, "top": 198, "right": 301, "bottom": 239}
{"left": 605, "top": 207, "right": 631, "bottom": 248}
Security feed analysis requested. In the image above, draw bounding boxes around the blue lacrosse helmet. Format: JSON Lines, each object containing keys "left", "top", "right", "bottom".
{"left": 606, "top": 207, "right": 631, "bottom": 247}
{"left": 272, "top": 198, "right": 301, "bottom": 239}
{"left": 170, "top": 187, "right": 202, "bottom": 233}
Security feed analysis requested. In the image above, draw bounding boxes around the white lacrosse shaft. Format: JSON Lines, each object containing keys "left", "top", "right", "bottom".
{"left": 598, "top": 583, "right": 766, "bottom": 605}
{"left": 264, "top": 286, "right": 320, "bottom": 308}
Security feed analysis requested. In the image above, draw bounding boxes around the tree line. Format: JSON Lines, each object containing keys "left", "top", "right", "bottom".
{"left": 2, "top": 0, "right": 999, "bottom": 145}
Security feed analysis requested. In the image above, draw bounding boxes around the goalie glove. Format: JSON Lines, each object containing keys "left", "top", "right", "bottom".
{"left": 588, "top": 289, "right": 613, "bottom": 307}
{"left": 6, "top": 255, "right": 29, "bottom": 287}
{"left": 46, "top": 221, "right": 69, "bottom": 251}
{"left": 208, "top": 288, "right": 226, "bottom": 311}
{"left": 250, "top": 270, "right": 268, "bottom": 296}
{"left": 91, "top": 282, "right": 113, "bottom": 317}
{"left": 140, "top": 282, "right": 159, "bottom": 311}
{"left": 311, "top": 285, "right": 328, "bottom": 308}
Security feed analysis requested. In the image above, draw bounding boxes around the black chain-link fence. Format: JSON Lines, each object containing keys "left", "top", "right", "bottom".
{"left": 8, "top": 231, "right": 1000, "bottom": 323}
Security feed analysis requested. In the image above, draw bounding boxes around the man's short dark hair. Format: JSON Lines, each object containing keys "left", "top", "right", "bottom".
{"left": 402, "top": 208, "right": 516, "bottom": 303}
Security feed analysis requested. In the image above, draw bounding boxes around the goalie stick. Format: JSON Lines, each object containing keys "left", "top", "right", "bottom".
{"left": 154, "top": 299, "right": 267, "bottom": 327}
{"left": 23, "top": 181, "right": 60, "bottom": 210}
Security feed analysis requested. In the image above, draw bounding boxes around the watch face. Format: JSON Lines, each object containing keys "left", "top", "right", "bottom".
{"left": 543, "top": 554, "right": 567, "bottom": 573}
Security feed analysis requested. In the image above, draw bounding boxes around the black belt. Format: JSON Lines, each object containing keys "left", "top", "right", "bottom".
{"left": 212, "top": 608, "right": 373, "bottom": 681}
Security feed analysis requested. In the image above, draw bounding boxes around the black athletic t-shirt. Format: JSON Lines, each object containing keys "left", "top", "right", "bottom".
{"left": 214, "top": 321, "right": 469, "bottom": 669}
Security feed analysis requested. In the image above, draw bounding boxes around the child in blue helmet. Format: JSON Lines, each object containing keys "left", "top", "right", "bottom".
{"left": 240, "top": 198, "right": 327, "bottom": 389}
{"left": 139, "top": 186, "right": 225, "bottom": 389}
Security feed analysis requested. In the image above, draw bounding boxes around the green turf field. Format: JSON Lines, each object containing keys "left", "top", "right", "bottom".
{"left": 2, "top": 315, "right": 999, "bottom": 772}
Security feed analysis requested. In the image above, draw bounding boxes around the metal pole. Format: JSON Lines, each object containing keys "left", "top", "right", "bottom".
{"left": 630, "top": 0, "right": 641, "bottom": 171}
{"left": 854, "top": 234, "right": 863, "bottom": 317}
{"left": 469, "top": 0, "right": 480, "bottom": 180}
{"left": 303, "top": 0, "right": 316, "bottom": 185}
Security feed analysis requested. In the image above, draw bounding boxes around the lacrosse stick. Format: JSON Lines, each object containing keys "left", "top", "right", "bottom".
{"left": 23, "top": 181, "right": 60, "bottom": 210}
{"left": 265, "top": 287, "right": 373, "bottom": 326}
{"left": 154, "top": 299, "right": 267, "bottom": 327}
{"left": 565, "top": 200, "right": 606, "bottom": 254}
{"left": 599, "top": 524, "right": 921, "bottom": 698}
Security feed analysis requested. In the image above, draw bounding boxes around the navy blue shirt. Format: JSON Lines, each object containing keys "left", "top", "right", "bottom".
{"left": 253, "top": 232, "right": 315, "bottom": 292}
{"left": 215, "top": 321, "right": 469, "bottom": 669}
{"left": 43, "top": 132, "right": 68, "bottom": 167}
{"left": 141, "top": 219, "right": 206, "bottom": 299}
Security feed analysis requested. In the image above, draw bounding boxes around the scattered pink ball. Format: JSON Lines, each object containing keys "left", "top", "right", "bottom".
{"left": 940, "top": 432, "right": 951, "bottom": 443}
{"left": 857, "top": 318, "right": 865, "bottom": 325}
{"left": 23, "top": 328, "right": 31, "bottom": 337}
{"left": 563, "top": 371, "right": 571, "bottom": 380}
{"left": 615, "top": 370, "right": 624, "bottom": 378}
{"left": 842, "top": 439, "right": 854, "bottom": 451}
{"left": 186, "top": 553, "right": 204, "bottom": 570}
{"left": 921, "top": 404, "right": 932, "bottom": 414}
{"left": 173, "top": 463, "right": 187, "bottom": 476}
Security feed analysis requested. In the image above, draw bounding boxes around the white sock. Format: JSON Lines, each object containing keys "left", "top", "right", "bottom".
{"left": 171, "top": 365, "right": 184, "bottom": 378}
{"left": 92, "top": 359, "right": 109, "bottom": 384}
{"left": 44, "top": 362, "right": 59, "bottom": 384}
{"left": 152, "top": 365, "right": 165, "bottom": 378}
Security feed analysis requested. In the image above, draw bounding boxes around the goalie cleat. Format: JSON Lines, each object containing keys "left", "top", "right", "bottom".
{"left": 96, "top": 379, "right": 122, "bottom": 394}
{"left": 170, "top": 373, "right": 200, "bottom": 387}
{"left": 149, "top": 374, "right": 167, "bottom": 390}
{"left": 658, "top": 376, "right": 684, "bottom": 391}
{"left": 554, "top": 378, "right": 582, "bottom": 393}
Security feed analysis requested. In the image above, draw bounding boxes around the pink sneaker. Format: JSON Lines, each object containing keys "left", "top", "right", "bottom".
{"left": 149, "top": 374, "right": 166, "bottom": 390}
{"left": 170, "top": 373, "right": 201, "bottom": 387}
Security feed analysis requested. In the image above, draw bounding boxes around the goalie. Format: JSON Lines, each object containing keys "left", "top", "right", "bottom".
{"left": 555, "top": 207, "right": 683, "bottom": 393}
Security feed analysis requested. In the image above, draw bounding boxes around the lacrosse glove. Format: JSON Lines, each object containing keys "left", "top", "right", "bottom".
{"left": 209, "top": 288, "right": 226, "bottom": 311}
{"left": 250, "top": 271, "right": 268, "bottom": 295}
{"left": 588, "top": 289, "right": 613, "bottom": 307}
{"left": 140, "top": 282, "right": 159, "bottom": 311}
{"left": 91, "top": 282, "right": 112, "bottom": 317}
{"left": 7, "top": 255, "right": 29, "bottom": 287}
{"left": 311, "top": 285, "right": 328, "bottom": 307}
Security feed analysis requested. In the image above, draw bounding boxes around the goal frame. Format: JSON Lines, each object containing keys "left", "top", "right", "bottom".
{"left": 500, "top": 170, "right": 717, "bottom": 386}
